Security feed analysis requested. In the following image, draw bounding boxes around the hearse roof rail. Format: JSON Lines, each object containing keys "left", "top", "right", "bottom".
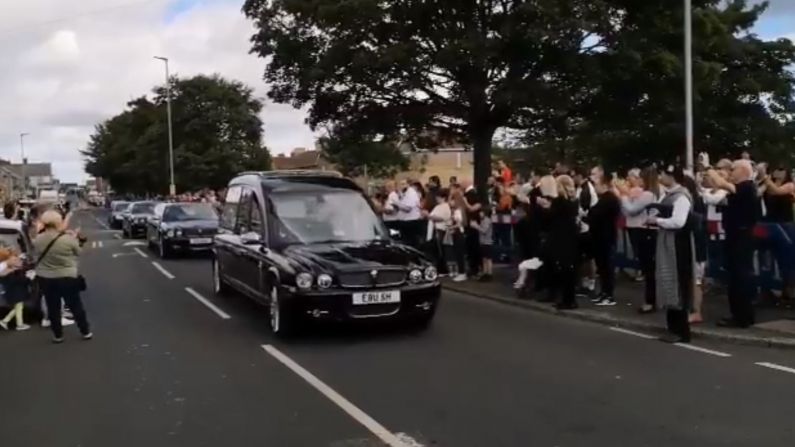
{"left": 239, "top": 170, "right": 344, "bottom": 179}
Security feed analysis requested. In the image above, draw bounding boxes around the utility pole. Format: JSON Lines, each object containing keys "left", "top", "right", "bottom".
{"left": 19, "top": 132, "right": 29, "bottom": 198}
{"left": 154, "top": 56, "right": 176, "bottom": 196}
{"left": 684, "top": 0, "right": 694, "bottom": 171}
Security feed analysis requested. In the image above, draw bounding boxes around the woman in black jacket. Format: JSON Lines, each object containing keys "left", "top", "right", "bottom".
{"left": 537, "top": 175, "right": 581, "bottom": 309}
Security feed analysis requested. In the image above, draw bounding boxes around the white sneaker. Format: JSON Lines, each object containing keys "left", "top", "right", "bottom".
{"left": 0, "top": 321, "right": 7, "bottom": 330}
{"left": 41, "top": 319, "right": 51, "bottom": 328}
{"left": 452, "top": 274, "right": 468, "bottom": 282}
{"left": 62, "top": 318, "right": 75, "bottom": 327}
{"left": 16, "top": 324, "right": 31, "bottom": 331}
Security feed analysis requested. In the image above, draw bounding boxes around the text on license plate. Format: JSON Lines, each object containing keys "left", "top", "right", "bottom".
{"left": 352, "top": 290, "right": 401, "bottom": 305}
{"left": 190, "top": 238, "right": 213, "bottom": 245}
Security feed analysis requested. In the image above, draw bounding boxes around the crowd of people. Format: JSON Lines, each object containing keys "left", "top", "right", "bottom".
{"left": 0, "top": 200, "right": 92, "bottom": 343}
{"left": 371, "top": 153, "right": 794, "bottom": 344}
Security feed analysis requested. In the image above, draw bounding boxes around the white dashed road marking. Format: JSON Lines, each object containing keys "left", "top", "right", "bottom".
{"left": 185, "top": 287, "right": 230, "bottom": 320}
{"left": 133, "top": 247, "right": 148, "bottom": 258}
{"left": 93, "top": 217, "right": 109, "bottom": 229}
{"left": 151, "top": 261, "right": 175, "bottom": 279}
{"left": 609, "top": 327, "right": 656, "bottom": 339}
{"left": 755, "top": 362, "right": 795, "bottom": 375}
{"left": 113, "top": 233, "right": 121, "bottom": 239}
{"left": 673, "top": 343, "right": 732, "bottom": 358}
{"left": 262, "top": 344, "right": 422, "bottom": 447}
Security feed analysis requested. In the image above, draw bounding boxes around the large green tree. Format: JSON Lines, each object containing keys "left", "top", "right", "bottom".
{"left": 83, "top": 74, "right": 271, "bottom": 194}
{"left": 243, "top": 0, "right": 604, "bottom": 195}
{"left": 571, "top": 0, "right": 795, "bottom": 168}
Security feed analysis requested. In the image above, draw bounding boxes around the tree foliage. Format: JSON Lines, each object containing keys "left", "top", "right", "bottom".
{"left": 244, "top": 0, "right": 795, "bottom": 183}
{"left": 576, "top": 0, "right": 795, "bottom": 169}
{"left": 243, "top": 0, "right": 602, "bottom": 195}
{"left": 318, "top": 129, "right": 410, "bottom": 178}
{"left": 83, "top": 75, "right": 271, "bottom": 194}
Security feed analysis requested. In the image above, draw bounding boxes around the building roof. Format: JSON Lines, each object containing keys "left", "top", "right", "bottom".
{"left": 5, "top": 163, "right": 52, "bottom": 178}
{"left": 272, "top": 150, "right": 325, "bottom": 170}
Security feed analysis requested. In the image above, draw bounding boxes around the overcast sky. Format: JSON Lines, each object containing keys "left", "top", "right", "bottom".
{"left": 0, "top": 0, "right": 793, "bottom": 183}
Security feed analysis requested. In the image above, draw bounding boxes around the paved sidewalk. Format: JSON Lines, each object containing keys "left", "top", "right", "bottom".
{"left": 444, "top": 265, "right": 795, "bottom": 349}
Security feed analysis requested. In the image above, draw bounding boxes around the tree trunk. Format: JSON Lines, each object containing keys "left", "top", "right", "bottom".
{"left": 471, "top": 128, "right": 496, "bottom": 203}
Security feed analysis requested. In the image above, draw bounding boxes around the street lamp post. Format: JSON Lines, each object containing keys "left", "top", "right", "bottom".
{"left": 19, "top": 132, "right": 28, "bottom": 198}
{"left": 684, "top": 0, "right": 694, "bottom": 171}
{"left": 154, "top": 56, "right": 176, "bottom": 196}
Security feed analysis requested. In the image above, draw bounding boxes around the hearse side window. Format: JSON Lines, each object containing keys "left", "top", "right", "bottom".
{"left": 237, "top": 188, "right": 263, "bottom": 235}
{"left": 220, "top": 186, "right": 242, "bottom": 230}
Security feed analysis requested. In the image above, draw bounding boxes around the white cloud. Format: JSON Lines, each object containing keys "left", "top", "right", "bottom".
{"left": 0, "top": 0, "right": 315, "bottom": 183}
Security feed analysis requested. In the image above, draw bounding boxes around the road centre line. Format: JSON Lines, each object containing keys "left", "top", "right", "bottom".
{"left": 185, "top": 287, "right": 231, "bottom": 320}
{"left": 609, "top": 327, "right": 656, "bottom": 339}
{"left": 261, "top": 344, "right": 419, "bottom": 447}
{"left": 673, "top": 343, "right": 732, "bottom": 358}
{"left": 93, "top": 217, "right": 109, "bottom": 230}
{"left": 151, "top": 261, "right": 175, "bottom": 279}
{"left": 133, "top": 247, "right": 148, "bottom": 258}
{"left": 755, "top": 362, "right": 795, "bottom": 375}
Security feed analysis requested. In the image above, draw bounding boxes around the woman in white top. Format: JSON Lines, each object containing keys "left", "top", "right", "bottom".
{"left": 448, "top": 189, "right": 468, "bottom": 281}
{"left": 426, "top": 189, "right": 452, "bottom": 276}
{"left": 615, "top": 167, "right": 660, "bottom": 313}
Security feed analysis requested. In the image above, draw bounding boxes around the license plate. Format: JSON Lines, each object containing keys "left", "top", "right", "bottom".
{"left": 352, "top": 290, "right": 401, "bottom": 305}
{"left": 190, "top": 238, "right": 212, "bottom": 245}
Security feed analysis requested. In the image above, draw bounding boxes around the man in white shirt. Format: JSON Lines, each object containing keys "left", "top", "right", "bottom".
{"left": 397, "top": 179, "right": 423, "bottom": 247}
{"left": 382, "top": 181, "right": 401, "bottom": 231}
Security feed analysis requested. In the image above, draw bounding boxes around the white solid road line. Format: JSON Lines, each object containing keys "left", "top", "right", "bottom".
{"left": 609, "top": 327, "right": 656, "bottom": 339}
{"left": 755, "top": 362, "right": 795, "bottom": 375}
{"left": 185, "top": 287, "right": 231, "bottom": 320}
{"left": 133, "top": 247, "right": 148, "bottom": 258}
{"left": 261, "top": 344, "right": 420, "bottom": 447}
{"left": 673, "top": 343, "right": 732, "bottom": 358}
{"left": 93, "top": 217, "right": 109, "bottom": 230}
{"left": 151, "top": 261, "right": 175, "bottom": 279}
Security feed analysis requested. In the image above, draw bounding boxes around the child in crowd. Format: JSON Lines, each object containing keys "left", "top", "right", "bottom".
{"left": 0, "top": 246, "right": 30, "bottom": 331}
{"left": 470, "top": 207, "right": 494, "bottom": 281}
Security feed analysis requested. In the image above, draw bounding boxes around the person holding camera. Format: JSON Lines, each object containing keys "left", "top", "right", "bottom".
{"left": 33, "top": 210, "right": 91, "bottom": 343}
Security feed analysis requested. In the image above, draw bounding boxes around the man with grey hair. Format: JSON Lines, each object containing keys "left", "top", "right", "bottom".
{"left": 707, "top": 159, "right": 760, "bottom": 328}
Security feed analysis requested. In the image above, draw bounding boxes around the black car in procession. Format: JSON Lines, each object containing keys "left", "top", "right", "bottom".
{"left": 212, "top": 171, "right": 441, "bottom": 336}
{"left": 108, "top": 201, "right": 130, "bottom": 229}
{"left": 147, "top": 202, "right": 219, "bottom": 258}
{"left": 122, "top": 201, "right": 158, "bottom": 238}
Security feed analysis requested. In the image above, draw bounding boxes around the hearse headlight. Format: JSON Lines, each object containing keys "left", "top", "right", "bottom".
{"left": 175, "top": 229, "right": 183, "bottom": 237}
{"left": 166, "top": 230, "right": 175, "bottom": 238}
{"left": 317, "top": 274, "right": 333, "bottom": 289}
{"left": 424, "top": 266, "right": 438, "bottom": 281}
{"left": 408, "top": 269, "right": 423, "bottom": 284}
{"left": 296, "top": 272, "right": 314, "bottom": 290}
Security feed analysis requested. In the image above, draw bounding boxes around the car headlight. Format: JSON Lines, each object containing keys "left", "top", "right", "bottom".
{"left": 317, "top": 274, "right": 333, "bottom": 289}
{"left": 424, "top": 266, "right": 438, "bottom": 281}
{"left": 138, "top": 218, "right": 146, "bottom": 224}
{"left": 166, "top": 230, "right": 175, "bottom": 238}
{"left": 408, "top": 269, "right": 423, "bottom": 284}
{"left": 296, "top": 272, "right": 313, "bottom": 290}
{"left": 175, "top": 229, "right": 183, "bottom": 237}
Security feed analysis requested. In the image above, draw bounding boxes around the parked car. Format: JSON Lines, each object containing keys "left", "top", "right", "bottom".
{"left": 108, "top": 201, "right": 130, "bottom": 228}
{"left": 212, "top": 170, "right": 441, "bottom": 336}
{"left": 122, "top": 201, "right": 158, "bottom": 238}
{"left": 147, "top": 202, "right": 219, "bottom": 258}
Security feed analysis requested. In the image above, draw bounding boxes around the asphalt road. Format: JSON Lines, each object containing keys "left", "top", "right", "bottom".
{"left": 1, "top": 208, "right": 794, "bottom": 447}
